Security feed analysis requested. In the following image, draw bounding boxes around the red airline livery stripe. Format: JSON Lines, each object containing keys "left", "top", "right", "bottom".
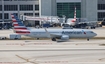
{"left": 11, "top": 15, "right": 14, "bottom": 18}
{"left": 12, "top": 20, "right": 17, "bottom": 22}
{"left": 14, "top": 28, "right": 27, "bottom": 30}
{"left": 71, "top": 19, "right": 76, "bottom": 22}
{"left": 16, "top": 31, "right": 30, "bottom": 34}
{"left": 13, "top": 24, "right": 19, "bottom": 26}
{"left": 12, "top": 16, "right": 14, "bottom": 18}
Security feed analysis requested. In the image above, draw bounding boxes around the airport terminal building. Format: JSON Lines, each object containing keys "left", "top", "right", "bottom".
{"left": 81, "top": 0, "right": 105, "bottom": 21}
{"left": 0, "top": 0, "right": 56, "bottom": 22}
{"left": 57, "top": 0, "right": 105, "bottom": 21}
{"left": 0, "top": 0, "right": 105, "bottom": 22}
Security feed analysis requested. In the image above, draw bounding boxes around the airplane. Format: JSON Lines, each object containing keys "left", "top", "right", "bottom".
{"left": 64, "top": 7, "right": 98, "bottom": 28}
{"left": 11, "top": 13, "right": 97, "bottom": 42}
{"left": 65, "top": 7, "right": 77, "bottom": 26}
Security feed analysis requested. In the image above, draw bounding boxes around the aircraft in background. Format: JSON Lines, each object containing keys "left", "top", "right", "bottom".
{"left": 64, "top": 7, "right": 98, "bottom": 29}
{"left": 65, "top": 7, "right": 77, "bottom": 26}
{"left": 11, "top": 13, "right": 97, "bottom": 42}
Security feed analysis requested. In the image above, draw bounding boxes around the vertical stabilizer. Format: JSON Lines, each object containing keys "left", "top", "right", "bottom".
{"left": 11, "top": 13, "right": 30, "bottom": 34}
{"left": 74, "top": 7, "right": 76, "bottom": 19}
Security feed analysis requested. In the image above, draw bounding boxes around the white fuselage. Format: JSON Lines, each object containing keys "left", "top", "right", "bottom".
{"left": 66, "top": 18, "right": 76, "bottom": 26}
{"left": 22, "top": 29, "right": 97, "bottom": 38}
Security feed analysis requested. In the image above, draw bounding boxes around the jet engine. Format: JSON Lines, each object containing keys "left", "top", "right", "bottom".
{"left": 61, "top": 35, "right": 69, "bottom": 40}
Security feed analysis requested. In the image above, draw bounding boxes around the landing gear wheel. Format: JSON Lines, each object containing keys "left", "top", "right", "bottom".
{"left": 87, "top": 38, "right": 89, "bottom": 41}
{"left": 52, "top": 38, "right": 56, "bottom": 41}
{"left": 37, "top": 38, "right": 39, "bottom": 40}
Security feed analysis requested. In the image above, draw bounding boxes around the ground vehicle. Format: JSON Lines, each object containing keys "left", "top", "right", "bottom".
{"left": 0, "top": 36, "right": 6, "bottom": 40}
{"left": 63, "top": 23, "right": 96, "bottom": 29}
{"left": 42, "top": 23, "right": 50, "bottom": 28}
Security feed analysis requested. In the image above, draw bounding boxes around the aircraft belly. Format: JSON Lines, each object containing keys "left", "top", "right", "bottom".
{"left": 69, "top": 34, "right": 87, "bottom": 38}
{"left": 26, "top": 33, "right": 48, "bottom": 38}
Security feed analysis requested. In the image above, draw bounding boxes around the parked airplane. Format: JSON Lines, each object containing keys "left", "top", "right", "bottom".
{"left": 65, "top": 7, "right": 77, "bottom": 26}
{"left": 11, "top": 13, "right": 97, "bottom": 41}
{"left": 65, "top": 7, "right": 98, "bottom": 28}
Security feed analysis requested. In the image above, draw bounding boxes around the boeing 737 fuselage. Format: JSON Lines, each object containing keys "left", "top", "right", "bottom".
{"left": 16, "top": 29, "right": 97, "bottom": 41}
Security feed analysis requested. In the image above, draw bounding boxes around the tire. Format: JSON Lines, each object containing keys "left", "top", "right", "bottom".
{"left": 91, "top": 27, "right": 93, "bottom": 29}
{"left": 87, "top": 39, "right": 89, "bottom": 41}
{"left": 14, "top": 38, "right": 18, "bottom": 40}
{"left": 37, "top": 38, "right": 39, "bottom": 40}
{"left": 52, "top": 38, "right": 56, "bottom": 41}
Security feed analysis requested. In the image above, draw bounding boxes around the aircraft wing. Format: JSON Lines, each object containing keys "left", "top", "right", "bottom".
{"left": 49, "top": 33, "right": 62, "bottom": 38}
{"left": 44, "top": 28, "right": 69, "bottom": 41}
{"left": 44, "top": 28, "right": 62, "bottom": 38}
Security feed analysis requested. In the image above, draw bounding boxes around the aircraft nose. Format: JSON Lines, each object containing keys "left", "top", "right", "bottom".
{"left": 94, "top": 33, "right": 97, "bottom": 36}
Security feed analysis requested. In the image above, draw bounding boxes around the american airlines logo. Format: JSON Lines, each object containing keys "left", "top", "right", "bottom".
{"left": 62, "top": 31, "right": 82, "bottom": 34}
{"left": 62, "top": 31, "right": 86, "bottom": 34}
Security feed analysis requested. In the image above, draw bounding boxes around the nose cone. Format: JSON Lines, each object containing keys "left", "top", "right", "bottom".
{"left": 94, "top": 33, "right": 97, "bottom": 37}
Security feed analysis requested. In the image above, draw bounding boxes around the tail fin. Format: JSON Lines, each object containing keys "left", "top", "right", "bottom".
{"left": 11, "top": 13, "right": 27, "bottom": 30}
{"left": 71, "top": 7, "right": 77, "bottom": 23}
{"left": 11, "top": 13, "right": 30, "bottom": 34}
{"left": 74, "top": 7, "right": 76, "bottom": 19}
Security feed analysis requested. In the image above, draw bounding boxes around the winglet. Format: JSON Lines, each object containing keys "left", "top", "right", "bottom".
{"left": 44, "top": 28, "right": 51, "bottom": 38}
{"left": 82, "top": 30, "right": 86, "bottom": 34}
{"left": 74, "top": 6, "right": 76, "bottom": 19}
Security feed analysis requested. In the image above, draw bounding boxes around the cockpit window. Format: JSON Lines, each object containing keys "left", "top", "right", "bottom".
{"left": 90, "top": 31, "right": 94, "bottom": 33}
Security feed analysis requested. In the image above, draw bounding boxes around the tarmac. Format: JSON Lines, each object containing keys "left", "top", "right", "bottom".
{"left": 0, "top": 27, "right": 105, "bottom": 64}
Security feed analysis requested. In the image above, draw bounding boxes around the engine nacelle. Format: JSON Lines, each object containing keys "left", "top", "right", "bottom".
{"left": 61, "top": 35, "right": 69, "bottom": 40}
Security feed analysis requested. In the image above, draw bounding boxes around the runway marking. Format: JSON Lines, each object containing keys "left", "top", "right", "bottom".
{"left": 4, "top": 43, "right": 105, "bottom": 46}
{"left": 15, "top": 55, "right": 29, "bottom": 62}
{"left": 0, "top": 61, "right": 105, "bottom": 64}
{"left": 6, "top": 43, "right": 52, "bottom": 46}
{"left": 16, "top": 55, "right": 69, "bottom": 64}
{"left": 0, "top": 49, "right": 105, "bottom": 52}
{"left": 0, "top": 62, "right": 24, "bottom": 64}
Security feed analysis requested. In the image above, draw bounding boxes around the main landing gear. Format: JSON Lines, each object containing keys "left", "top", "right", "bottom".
{"left": 36, "top": 38, "right": 39, "bottom": 40}
{"left": 52, "top": 38, "right": 56, "bottom": 41}
{"left": 87, "top": 38, "right": 89, "bottom": 41}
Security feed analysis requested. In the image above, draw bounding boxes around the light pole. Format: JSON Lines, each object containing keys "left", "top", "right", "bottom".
{"left": 2, "top": 0, "right": 4, "bottom": 22}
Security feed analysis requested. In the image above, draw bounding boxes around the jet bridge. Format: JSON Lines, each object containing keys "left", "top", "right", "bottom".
{"left": 20, "top": 15, "right": 60, "bottom": 27}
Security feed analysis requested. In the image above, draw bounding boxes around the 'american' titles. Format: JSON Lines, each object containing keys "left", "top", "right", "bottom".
{"left": 62, "top": 31, "right": 82, "bottom": 34}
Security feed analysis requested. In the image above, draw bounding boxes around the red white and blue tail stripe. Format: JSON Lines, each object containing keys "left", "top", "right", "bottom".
{"left": 74, "top": 7, "right": 76, "bottom": 19}
{"left": 71, "top": 7, "right": 77, "bottom": 22}
{"left": 11, "top": 13, "right": 30, "bottom": 34}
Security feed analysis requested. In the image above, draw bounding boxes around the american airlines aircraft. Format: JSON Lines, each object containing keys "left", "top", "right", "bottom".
{"left": 11, "top": 13, "right": 97, "bottom": 41}
{"left": 65, "top": 7, "right": 98, "bottom": 28}
{"left": 66, "top": 7, "right": 77, "bottom": 26}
